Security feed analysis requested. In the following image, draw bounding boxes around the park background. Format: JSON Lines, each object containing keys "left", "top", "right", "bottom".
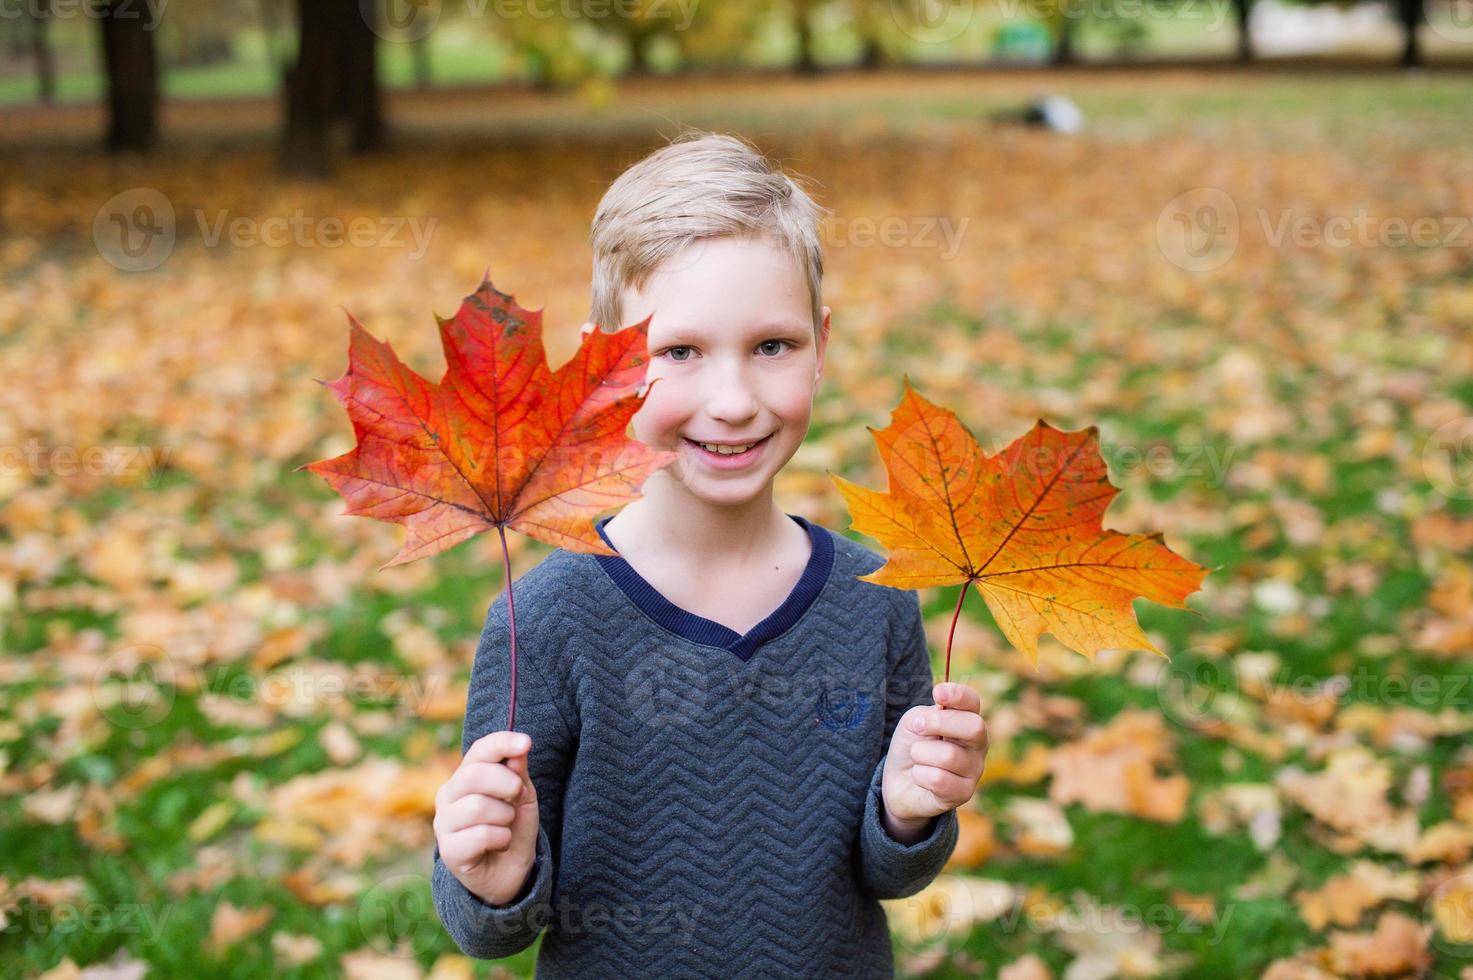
{"left": 3, "top": 1, "right": 1473, "bottom": 977}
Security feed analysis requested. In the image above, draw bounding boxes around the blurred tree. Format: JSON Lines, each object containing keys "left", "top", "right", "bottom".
{"left": 282, "top": 0, "right": 384, "bottom": 177}
{"left": 494, "top": 11, "right": 599, "bottom": 89}
{"left": 98, "top": 0, "right": 160, "bottom": 152}
{"left": 29, "top": 0, "right": 56, "bottom": 104}
{"left": 1394, "top": 0, "right": 1424, "bottom": 65}
{"left": 257, "top": 0, "right": 291, "bottom": 71}
{"left": 853, "top": 0, "right": 887, "bottom": 69}
{"left": 675, "top": 0, "right": 778, "bottom": 70}
{"left": 793, "top": 0, "right": 823, "bottom": 72}
{"left": 598, "top": 0, "right": 681, "bottom": 75}
{"left": 1232, "top": 0, "right": 1254, "bottom": 60}
{"left": 412, "top": 33, "right": 432, "bottom": 87}
{"left": 1283, "top": 0, "right": 1425, "bottom": 67}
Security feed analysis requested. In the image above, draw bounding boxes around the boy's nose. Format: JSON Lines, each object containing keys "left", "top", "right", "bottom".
{"left": 703, "top": 378, "right": 760, "bottom": 426}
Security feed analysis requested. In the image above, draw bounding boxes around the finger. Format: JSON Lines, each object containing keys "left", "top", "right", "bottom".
{"left": 446, "top": 760, "right": 525, "bottom": 804}
{"left": 912, "top": 762, "right": 977, "bottom": 801}
{"left": 438, "top": 791, "right": 516, "bottom": 836}
{"left": 579, "top": 322, "right": 595, "bottom": 337}
{"left": 909, "top": 737, "right": 970, "bottom": 776}
{"left": 441, "top": 822, "right": 512, "bottom": 867}
{"left": 933, "top": 682, "right": 980, "bottom": 714}
{"left": 917, "top": 706, "right": 987, "bottom": 747}
{"left": 465, "top": 730, "right": 531, "bottom": 767}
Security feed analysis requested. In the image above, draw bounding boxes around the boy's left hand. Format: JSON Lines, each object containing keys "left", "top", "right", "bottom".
{"left": 882, "top": 682, "right": 988, "bottom": 829}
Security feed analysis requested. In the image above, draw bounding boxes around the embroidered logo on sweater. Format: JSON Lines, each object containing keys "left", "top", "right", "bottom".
{"left": 816, "top": 685, "right": 870, "bottom": 731}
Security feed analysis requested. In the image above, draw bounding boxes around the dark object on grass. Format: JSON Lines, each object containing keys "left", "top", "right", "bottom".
{"left": 992, "top": 95, "right": 1085, "bottom": 134}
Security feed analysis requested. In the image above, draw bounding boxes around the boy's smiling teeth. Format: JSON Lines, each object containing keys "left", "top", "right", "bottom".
{"left": 686, "top": 435, "right": 769, "bottom": 455}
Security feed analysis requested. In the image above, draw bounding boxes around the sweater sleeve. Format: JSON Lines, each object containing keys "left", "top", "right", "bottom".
{"left": 431, "top": 597, "right": 576, "bottom": 960}
{"left": 855, "top": 589, "right": 959, "bottom": 900}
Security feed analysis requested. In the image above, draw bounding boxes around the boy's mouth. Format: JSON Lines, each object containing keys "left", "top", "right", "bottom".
{"left": 682, "top": 434, "right": 772, "bottom": 466}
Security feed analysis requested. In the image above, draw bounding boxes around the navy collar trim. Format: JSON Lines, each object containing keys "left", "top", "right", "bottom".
{"left": 592, "top": 513, "right": 834, "bottom": 661}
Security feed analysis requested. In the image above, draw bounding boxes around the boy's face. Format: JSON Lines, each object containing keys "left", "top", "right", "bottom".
{"left": 600, "top": 233, "right": 830, "bottom": 508}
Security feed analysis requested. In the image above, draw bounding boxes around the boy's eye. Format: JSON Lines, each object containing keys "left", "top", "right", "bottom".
{"left": 658, "top": 340, "right": 792, "bottom": 361}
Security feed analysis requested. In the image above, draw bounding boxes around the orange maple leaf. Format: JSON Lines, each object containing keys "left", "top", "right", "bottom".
{"left": 299, "top": 275, "right": 678, "bottom": 728}
{"left": 830, "top": 379, "right": 1209, "bottom": 679}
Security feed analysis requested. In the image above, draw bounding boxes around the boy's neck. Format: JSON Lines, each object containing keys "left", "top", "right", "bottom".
{"left": 603, "top": 475, "right": 796, "bottom": 571}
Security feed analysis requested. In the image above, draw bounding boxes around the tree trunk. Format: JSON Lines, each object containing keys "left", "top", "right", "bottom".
{"left": 795, "top": 8, "right": 818, "bottom": 74}
{"left": 1397, "top": 0, "right": 1423, "bottom": 67}
{"left": 1233, "top": 0, "right": 1253, "bottom": 62}
{"left": 626, "top": 29, "right": 650, "bottom": 76}
{"left": 342, "top": 0, "right": 385, "bottom": 152}
{"left": 412, "top": 34, "right": 432, "bottom": 88}
{"left": 282, "top": 0, "right": 334, "bottom": 176}
{"left": 1052, "top": 21, "right": 1075, "bottom": 66}
{"left": 282, "top": 0, "right": 384, "bottom": 177}
{"left": 31, "top": 0, "right": 55, "bottom": 104}
{"left": 99, "top": 0, "right": 159, "bottom": 152}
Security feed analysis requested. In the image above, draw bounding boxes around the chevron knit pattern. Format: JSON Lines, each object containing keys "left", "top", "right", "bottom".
{"left": 431, "top": 516, "right": 959, "bottom": 978}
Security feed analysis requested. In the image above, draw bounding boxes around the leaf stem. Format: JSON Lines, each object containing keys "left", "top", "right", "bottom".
{"left": 943, "top": 579, "right": 971, "bottom": 686}
{"left": 498, "top": 523, "right": 518, "bottom": 732}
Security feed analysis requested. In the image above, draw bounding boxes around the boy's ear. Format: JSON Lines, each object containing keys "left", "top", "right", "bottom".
{"left": 816, "top": 306, "right": 831, "bottom": 381}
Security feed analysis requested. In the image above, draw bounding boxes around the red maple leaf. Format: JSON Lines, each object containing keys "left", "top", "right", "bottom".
{"left": 299, "top": 275, "right": 678, "bottom": 727}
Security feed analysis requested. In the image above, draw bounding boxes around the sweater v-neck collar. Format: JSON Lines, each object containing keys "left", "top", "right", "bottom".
{"left": 592, "top": 513, "right": 834, "bottom": 661}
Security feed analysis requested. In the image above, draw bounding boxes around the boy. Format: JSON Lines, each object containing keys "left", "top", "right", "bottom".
{"left": 431, "top": 130, "right": 989, "bottom": 977}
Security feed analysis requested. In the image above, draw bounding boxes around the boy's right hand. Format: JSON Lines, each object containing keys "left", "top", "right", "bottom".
{"left": 434, "top": 730, "right": 540, "bottom": 907}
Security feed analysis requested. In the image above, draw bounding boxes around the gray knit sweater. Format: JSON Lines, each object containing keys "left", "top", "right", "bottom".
{"left": 431, "top": 513, "right": 959, "bottom": 977}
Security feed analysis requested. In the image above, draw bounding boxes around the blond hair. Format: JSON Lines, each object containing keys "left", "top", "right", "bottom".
{"left": 588, "top": 129, "right": 829, "bottom": 338}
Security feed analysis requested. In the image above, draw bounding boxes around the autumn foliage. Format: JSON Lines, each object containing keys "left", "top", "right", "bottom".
{"left": 832, "top": 380, "right": 1209, "bottom": 680}
{"left": 301, "top": 277, "right": 677, "bottom": 727}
